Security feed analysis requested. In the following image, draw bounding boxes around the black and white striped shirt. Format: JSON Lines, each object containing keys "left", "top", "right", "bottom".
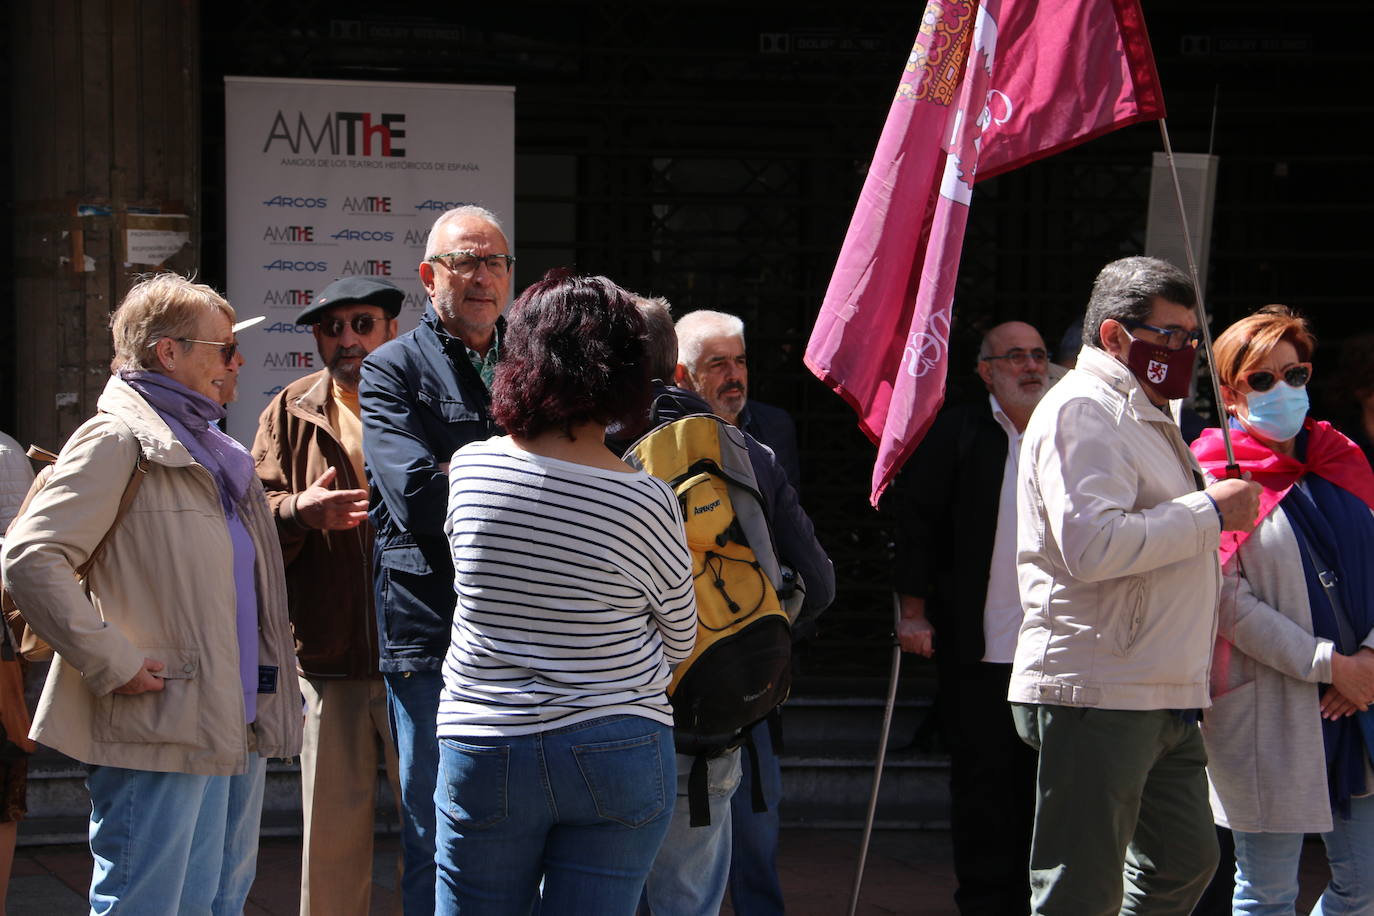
{"left": 437, "top": 436, "right": 696, "bottom": 736}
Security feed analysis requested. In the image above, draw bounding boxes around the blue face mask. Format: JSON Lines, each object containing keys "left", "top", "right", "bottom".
{"left": 1242, "top": 382, "right": 1309, "bottom": 442}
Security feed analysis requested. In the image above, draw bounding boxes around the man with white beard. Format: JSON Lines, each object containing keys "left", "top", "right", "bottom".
{"left": 887, "top": 320, "right": 1050, "bottom": 914}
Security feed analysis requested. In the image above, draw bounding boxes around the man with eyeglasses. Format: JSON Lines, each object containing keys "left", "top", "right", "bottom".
{"left": 250, "top": 276, "right": 402, "bottom": 916}
{"left": 358, "top": 205, "right": 512, "bottom": 915}
{"left": 1009, "top": 257, "right": 1262, "bottom": 914}
{"left": 886, "top": 320, "right": 1049, "bottom": 914}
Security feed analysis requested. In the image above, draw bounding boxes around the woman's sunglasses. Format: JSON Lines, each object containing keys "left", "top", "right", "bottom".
{"left": 1244, "top": 363, "right": 1311, "bottom": 393}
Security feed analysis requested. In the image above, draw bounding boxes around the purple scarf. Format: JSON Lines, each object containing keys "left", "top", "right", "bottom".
{"left": 120, "top": 371, "right": 255, "bottom": 516}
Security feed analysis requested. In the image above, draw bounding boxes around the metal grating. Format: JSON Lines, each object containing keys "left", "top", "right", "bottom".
{"left": 196, "top": 0, "right": 1374, "bottom": 682}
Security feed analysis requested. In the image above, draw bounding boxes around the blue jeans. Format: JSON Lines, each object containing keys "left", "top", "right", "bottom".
{"left": 385, "top": 669, "right": 444, "bottom": 916}
{"left": 434, "top": 714, "right": 675, "bottom": 916}
{"left": 86, "top": 754, "right": 267, "bottom": 916}
{"left": 642, "top": 747, "right": 742, "bottom": 916}
{"left": 1232, "top": 793, "right": 1374, "bottom": 915}
{"left": 728, "top": 720, "right": 785, "bottom": 915}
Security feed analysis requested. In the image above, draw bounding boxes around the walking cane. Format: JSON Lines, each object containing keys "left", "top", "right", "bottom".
{"left": 848, "top": 593, "right": 904, "bottom": 916}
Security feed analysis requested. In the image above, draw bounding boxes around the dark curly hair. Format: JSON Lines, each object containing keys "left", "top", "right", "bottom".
{"left": 491, "top": 270, "right": 650, "bottom": 440}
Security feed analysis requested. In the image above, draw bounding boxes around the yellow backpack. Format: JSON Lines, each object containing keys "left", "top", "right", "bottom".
{"left": 626, "top": 414, "right": 792, "bottom": 753}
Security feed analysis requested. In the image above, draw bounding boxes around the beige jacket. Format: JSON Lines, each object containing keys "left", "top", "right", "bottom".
{"left": 1011, "top": 345, "right": 1222, "bottom": 710}
{"left": 1202, "top": 502, "right": 1374, "bottom": 833}
{"left": 0, "top": 376, "right": 302, "bottom": 774}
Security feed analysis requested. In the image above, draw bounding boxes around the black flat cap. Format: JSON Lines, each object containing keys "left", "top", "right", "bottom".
{"left": 296, "top": 277, "right": 404, "bottom": 325}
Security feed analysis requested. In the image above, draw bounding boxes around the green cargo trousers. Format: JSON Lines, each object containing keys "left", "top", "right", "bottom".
{"left": 1012, "top": 703, "right": 1219, "bottom": 916}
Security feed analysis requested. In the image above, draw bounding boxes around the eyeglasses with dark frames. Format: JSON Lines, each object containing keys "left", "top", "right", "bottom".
{"left": 1244, "top": 363, "right": 1312, "bottom": 393}
{"left": 425, "top": 250, "right": 516, "bottom": 278}
{"left": 175, "top": 337, "right": 239, "bottom": 366}
{"left": 317, "top": 315, "right": 385, "bottom": 338}
{"left": 1122, "top": 320, "right": 1202, "bottom": 351}
{"left": 981, "top": 348, "right": 1049, "bottom": 368}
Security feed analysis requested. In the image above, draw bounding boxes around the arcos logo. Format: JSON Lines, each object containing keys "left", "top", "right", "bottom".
{"left": 262, "top": 196, "right": 327, "bottom": 208}
{"left": 330, "top": 229, "right": 394, "bottom": 242}
{"left": 263, "top": 260, "right": 328, "bottom": 272}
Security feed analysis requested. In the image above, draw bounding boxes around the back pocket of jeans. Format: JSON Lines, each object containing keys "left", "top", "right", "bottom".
{"left": 438, "top": 739, "right": 509, "bottom": 829}
{"left": 572, "top": 732, "right": 667, "bottom": 828}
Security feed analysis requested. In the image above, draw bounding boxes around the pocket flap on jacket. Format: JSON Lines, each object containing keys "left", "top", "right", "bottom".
{"left": 379, "top": 545, "right": 432, "bottom": 575}
{"left": 416, "top": 391, "right": 480, "bottom": 424}
{"left": 94, "top": 647, "right": 202, "bottom": 745}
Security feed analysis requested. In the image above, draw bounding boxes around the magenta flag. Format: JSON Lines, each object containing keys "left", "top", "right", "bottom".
{"left": 805, "top": 0, "right": 1165, "bottom": 506}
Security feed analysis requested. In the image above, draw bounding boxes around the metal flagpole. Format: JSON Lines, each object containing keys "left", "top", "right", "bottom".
{"left": 848, "top": 594, "right": 905, "bottom": 916}
{"left": 1157, "top": 118, "right": 1239, "bottom": 475}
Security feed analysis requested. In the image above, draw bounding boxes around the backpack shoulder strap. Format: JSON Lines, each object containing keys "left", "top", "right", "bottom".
{"left": 74, "top": 454, "right": 148, "bottom": 579}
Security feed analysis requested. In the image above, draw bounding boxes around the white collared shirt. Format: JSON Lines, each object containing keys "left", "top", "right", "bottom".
{"left": 982, "top": 394, "right": 1024, "bottom": 663}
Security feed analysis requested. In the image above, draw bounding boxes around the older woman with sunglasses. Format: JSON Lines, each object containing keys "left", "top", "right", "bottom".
{"left": 2, "top": 273, "right": 302, "bottom": 914}
{"left": 1191, "top": 305, "right": 1374, "bottom": 914}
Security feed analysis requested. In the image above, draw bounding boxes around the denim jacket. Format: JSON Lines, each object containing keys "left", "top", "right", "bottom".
{"left": 359, "top": 309, "right": 501, "bottom": 672}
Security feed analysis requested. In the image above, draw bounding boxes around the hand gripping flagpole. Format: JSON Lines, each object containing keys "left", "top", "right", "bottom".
{"left": 1157, "top": 119, "right": 1240, "bottom": 477}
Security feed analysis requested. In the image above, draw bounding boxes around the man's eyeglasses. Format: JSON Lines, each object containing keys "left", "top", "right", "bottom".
{"left": 176, "top": 338, "right": 238, "bottom": 366}
{"left": 1244, "top": 363, "right": 1312, "bottom": 393}
{"left": 1123, "top": 320, "right": 1202, "bottom": 351}
{"left": 426, "top": 250, "right": 516, "bottom": 278}
{"left": 317, "top": 315, "right": 385, "bottom": 338}
{"left": 981, "top": 348, "right": 1049, "bottom": 368}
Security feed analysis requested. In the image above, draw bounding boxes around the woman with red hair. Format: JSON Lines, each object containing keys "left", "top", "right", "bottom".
{"left": 432, "top": 271, "right": 697, "bottom": 915}
{"left": 1192, "top": 305, "right": 1374, "bottom": 913}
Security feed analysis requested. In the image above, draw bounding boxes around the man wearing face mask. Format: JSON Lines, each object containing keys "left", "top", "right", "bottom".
{"left": 1009, "top": 257, "right": 1262, "bottom": 915}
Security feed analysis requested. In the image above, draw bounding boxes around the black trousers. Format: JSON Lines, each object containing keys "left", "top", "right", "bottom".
{"left": 937, "top": 661, "right": 1038, "bottom": 916}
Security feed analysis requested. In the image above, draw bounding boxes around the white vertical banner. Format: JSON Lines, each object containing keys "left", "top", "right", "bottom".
{"left": 223, "top": 76, "right": 515, "bottom": 444}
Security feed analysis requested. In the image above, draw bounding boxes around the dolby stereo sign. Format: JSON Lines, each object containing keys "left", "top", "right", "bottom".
{"left": 223, "top": 76, "right": 514, "bottom": 444}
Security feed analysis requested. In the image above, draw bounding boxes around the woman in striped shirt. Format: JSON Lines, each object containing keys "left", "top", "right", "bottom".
{"left": 435, "top": 271, "right": 697, "bottom": 915}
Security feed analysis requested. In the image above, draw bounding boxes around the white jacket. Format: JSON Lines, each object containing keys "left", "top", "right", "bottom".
{"left": 1011, "top": 345, "right": 1222, "bottom": 710}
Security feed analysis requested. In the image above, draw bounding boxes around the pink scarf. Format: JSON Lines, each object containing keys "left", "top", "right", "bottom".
{"left": 1191, "top": 419, "right": 1374, "bottom": 565}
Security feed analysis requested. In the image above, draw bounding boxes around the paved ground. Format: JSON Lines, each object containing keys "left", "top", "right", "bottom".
{"left": 7, "top": 826, "right": 1331, "bottom": 914}
{"left": 7, "top": 828, "right": 952, "bottom": 915}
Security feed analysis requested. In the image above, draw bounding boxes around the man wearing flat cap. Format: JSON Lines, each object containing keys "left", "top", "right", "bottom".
{"left": 251, "top": 276, "right": 403, "bottom": 916}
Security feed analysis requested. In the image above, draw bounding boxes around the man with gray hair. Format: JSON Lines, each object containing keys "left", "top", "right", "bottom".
{"left": 359, "top": 205, "right": 512, "bottom": 914}
{"left": 628, "top": 297, "right": 833, "bottom": 916}
{"left": 673, "top": 308, "right": 802, "bottom": 915}
{"left": 1010, "top": 256, "right": 1261, "bottom": 913}
{"left": 675, "top": 310, "right": 799, "bottom": 486}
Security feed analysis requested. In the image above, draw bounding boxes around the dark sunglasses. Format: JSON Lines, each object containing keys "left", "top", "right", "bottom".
{"left": 176, "top": 337, "right": 238, "bottom": 366}
{"left": 1244, "top": 363, "right": 1312, "bottom": 393}
{"left": 317, "top": 315, "right": 384, "bottom": 338}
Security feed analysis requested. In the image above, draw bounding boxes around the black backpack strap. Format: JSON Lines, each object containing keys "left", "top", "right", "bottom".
{"left": 742, "top": 727, "right": 768, "bottom": 814}
{"left": 688, "top": 754, "right": 712, "bottom": 827}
